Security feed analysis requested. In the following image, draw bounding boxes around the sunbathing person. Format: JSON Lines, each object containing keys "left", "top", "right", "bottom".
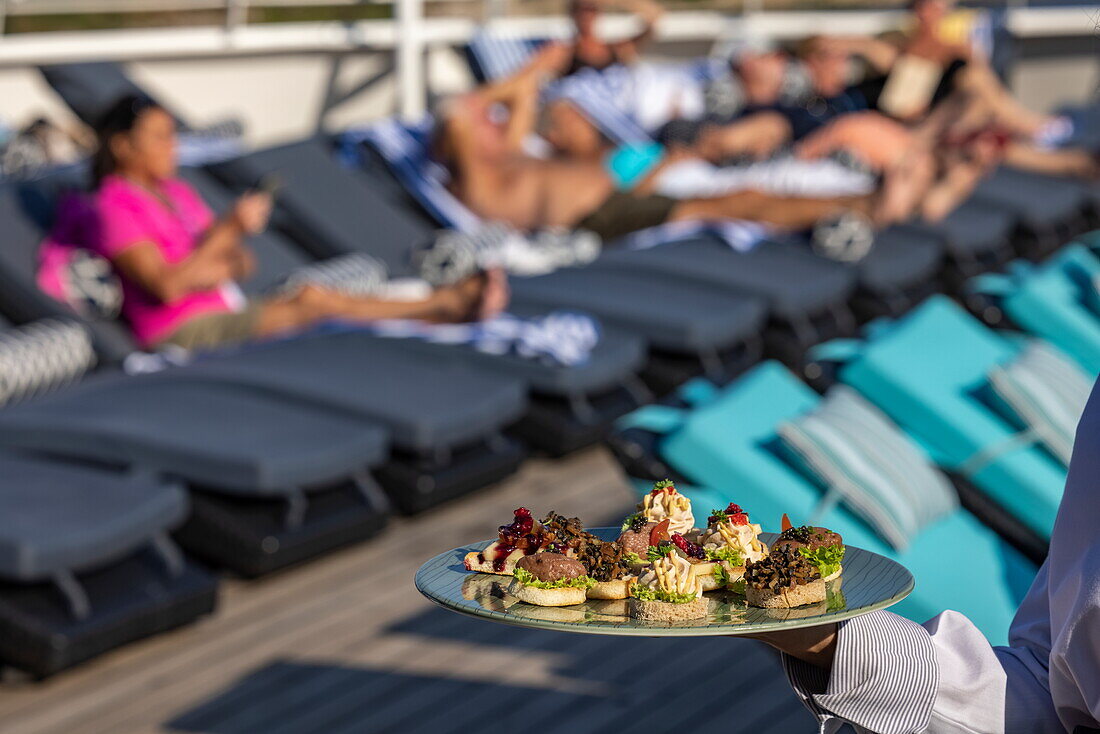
{"left": 91, "top": 94, "right": 506, "bottom": 351}
{"left": 434, "top": 53, "right": 875, "bottom": 242}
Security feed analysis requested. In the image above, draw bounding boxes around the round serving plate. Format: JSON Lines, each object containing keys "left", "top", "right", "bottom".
{"left": 415, "top": 529, "right": 913, "bottom": 637}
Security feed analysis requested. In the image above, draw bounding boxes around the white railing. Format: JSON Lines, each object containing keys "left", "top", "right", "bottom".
{"left": 0, "top": 3, "right": 1091, "bottom": 121}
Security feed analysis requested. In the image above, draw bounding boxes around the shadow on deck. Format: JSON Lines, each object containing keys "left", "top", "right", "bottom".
{"left": 168, "top": 606, "right": 817, "bottom": 734}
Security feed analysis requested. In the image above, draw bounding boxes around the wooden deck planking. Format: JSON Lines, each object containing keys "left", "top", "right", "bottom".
{"left": 0, "top": 447, "right": 816, "bottom": 734}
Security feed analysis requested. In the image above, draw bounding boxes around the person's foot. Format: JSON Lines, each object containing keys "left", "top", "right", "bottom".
{"left": 478, "top": 268, "right": 510, "bottom": 321}
{"left": 432, "top": 269, "right": 510, "bottom": 323}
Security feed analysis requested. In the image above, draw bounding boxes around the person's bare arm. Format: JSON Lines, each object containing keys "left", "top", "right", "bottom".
{"left": 111, "top": 192, "right": 271, "bottom": 303}
{"left": 606, "top": 0, "right": 663, "bottom": 56}
{"left": 748, "top": 624, "right": 838, "bottom": 669}
{"left": 112, "top": 239, "right": 239, "bottom": 304}
{"left": 476, "top": 43, "right": 568, "bottom": 149}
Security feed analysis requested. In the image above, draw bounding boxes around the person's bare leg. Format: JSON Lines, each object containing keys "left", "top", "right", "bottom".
{"left": 695, "top": 112, "right": 792, "bottom": 163}
{"left": 878, "top": 148, "right": 937, "bottom": 224}
{"left": 921, "top": 158, "right": 987, "bottom": 222}
{"left": 252, "top": 276, "right": 499, "bottom": 338}
{"left": 668, "top": 189, "right": 872, "bottom": 230}
{"left": 958, "top": 62, "right": 1050, "bottom": 138}
{"left": 1003, "top": 142, "right": 1100, "bottom": 179}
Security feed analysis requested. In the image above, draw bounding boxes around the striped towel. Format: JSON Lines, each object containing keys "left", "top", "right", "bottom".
{"left": 365, "top": 311, "right": 600, "bottom": 366}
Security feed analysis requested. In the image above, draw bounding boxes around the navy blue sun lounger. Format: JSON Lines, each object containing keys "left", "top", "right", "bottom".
{"left": 0, "top": 452, "right": 218, "bottom": 676}
{"left": 208, "top": 138, "right": 770, "bottom": 392}
{"left": 1, "top": 169, "right": 531, "bottom": 511}
{"left": 179, "top": 167, "right": 648, "bottom": 454}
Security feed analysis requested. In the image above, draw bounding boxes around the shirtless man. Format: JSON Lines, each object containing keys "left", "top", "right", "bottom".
{"left": 433, "top": 46, "right": 872, "bottom": 243}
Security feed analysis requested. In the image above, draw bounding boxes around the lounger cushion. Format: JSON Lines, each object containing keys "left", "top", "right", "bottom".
{"left": 208, "top": 139, "right": 433, "bottom": 270}
{"left": 651, "top": 362, "right": 1031, "bottom": 643}
{"left": 0, "top": 454, "right": 187, "bottom": 580}
{"left": 0, "top": 371, "right": 391, "bottom": 495}
{"left": 595, "top": 237, "right": 857, "bottom": 320}
{"left": 973, "top": 247, "right": 1100, "bottom": 374}
{"left": 39, "top": 62, "right": 186, "bottom": 128}
{"left": 177, "top": 331, "right": 528, "bottom": 451}
{"left": 778, "top": 385, "right": 958, "bottom": 551}
{"left": 973, "top": 167, "right": 1088, "bottom": 231}
{"left": 856, "top": 226, "right": 943, "bottom": 295}
{"left": 839, "top": 296, "right": 1067, "bottom": 538}
{"left": 510, "top": 267, "right": 767, "bottom": 353}
{"left": 990, "top": 340, "right": 1091, "bottom": 466}
{"left": 918, "top": 198, "right": 1015, "bottom": 262}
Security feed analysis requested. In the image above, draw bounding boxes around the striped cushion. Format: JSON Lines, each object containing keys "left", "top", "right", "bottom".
{"left": 778, "top": 386, "right": 958, "bottom": 551}
{"left": 989, "top": 339, "right": 1092, "bottom": 466}
{"left": 0, "top": 320, "right": 95, "bottom": 406}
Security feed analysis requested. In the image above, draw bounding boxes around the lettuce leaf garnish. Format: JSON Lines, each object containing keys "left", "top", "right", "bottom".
{"left": 797, "top": 544, "right": 845, "bottom": 579}
{"left": 646, "top": 543, "right": 675, "bottom": 562}
{"left": 713, "top": 563, "right": 732, "bottom": 588}
{"left": 704, "top": 546, "right": 743, "bottom": 565}
{"left": 623, "top": 551, "right": 642, "bottom": 565}
{"left": 513, "top": 567, "right": 596, "bottom": 590}
{"left": 632, "top": 585, "right": 698, "bottom": 604}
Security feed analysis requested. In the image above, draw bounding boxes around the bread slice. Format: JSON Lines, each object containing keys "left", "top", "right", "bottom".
{"left": 588, "top": 578, "right": 633, "bottom": 600}
{"left": 745, "top": 578, "right": 827, "bottom": 609}
{"left": 629, "top": 597, "right": 708, "bottom": 621}
{"left": 507, "top": 579, "right": 587, "bottom": 607}
{"left": 464, "top": 546, "right": 526, "bottom": 575}
{"left": 509, "top": 602, "right": 588, "bottom": 623}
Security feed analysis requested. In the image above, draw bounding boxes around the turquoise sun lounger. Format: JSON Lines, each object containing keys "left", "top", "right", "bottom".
{"left": 812, "top": 296, "right": 1067, "bottom": 541}
{"left": 616, "top": 361, "right": 1034, "bottom": 644}
{"left": 969, "top": 244, "right": 1100, "bottom": 375}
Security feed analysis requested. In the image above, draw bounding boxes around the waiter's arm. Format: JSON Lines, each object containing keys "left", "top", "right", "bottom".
{"left": 760, "top": 598, "right": 1058, "bottom": 734}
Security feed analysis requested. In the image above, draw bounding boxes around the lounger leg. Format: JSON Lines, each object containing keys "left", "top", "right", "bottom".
{"left": 52, "top": 570, "right": 91, "bottom": 621}
{"left": 352, "top": 469, "right": 392, "bottom": 514}
{"left": 567, "top": 392, "right": 598, "bottom": 424}
{"left": 623, "top": 375, "right": 654, "bottom": 406}
{"left": 150, "top": 531, "right": 186, "bottom": 578}
{"left": 697, "top": 346, "right": 727, "bottom": 383}
{"left": 284, "top": 489, "right": 308, "bottom": 530}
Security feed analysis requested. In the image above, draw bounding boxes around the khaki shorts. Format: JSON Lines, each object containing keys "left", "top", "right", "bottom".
{"left": 156, "top": 304, "right": 261, "bottom": 351}
{"left": 575, "top": 191, "right": 678, "bottom": 243}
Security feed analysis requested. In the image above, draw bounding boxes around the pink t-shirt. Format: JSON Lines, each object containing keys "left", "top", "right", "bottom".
{"left": 95, "top": 175, "right": 232, "bottom": 347}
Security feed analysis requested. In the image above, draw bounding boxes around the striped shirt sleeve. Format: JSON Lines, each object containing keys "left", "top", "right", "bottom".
{"left": 782, "top": 610, "right": 939, "bottom": 734}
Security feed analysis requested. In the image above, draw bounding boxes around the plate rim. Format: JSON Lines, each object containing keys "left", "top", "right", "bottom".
{"left": 415, "top": 528, "right": 914, "bottom": 637}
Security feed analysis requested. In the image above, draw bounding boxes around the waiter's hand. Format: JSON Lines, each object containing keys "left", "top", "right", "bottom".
{"left": 744, "top": 624, "right": 839, "bottom": 670}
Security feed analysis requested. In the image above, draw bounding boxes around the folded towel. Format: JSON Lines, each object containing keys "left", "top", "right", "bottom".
{"left": 365, "top": 311, "right": 600, "bottom": 366}
{"left": 413, "top": 223, "right": 601, "bottom": 284}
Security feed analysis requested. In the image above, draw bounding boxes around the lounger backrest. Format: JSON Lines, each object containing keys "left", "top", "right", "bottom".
{"left": 208, "top": 138, "right": 435, "bottom": 275}
{"left": 838, "top": 296, "right": 1066, "bottom": 534}
{"left": 990, "top": 247, "right": 1100, "bottom": 375}
{"left": 0, "top": 318, "right": 96, "bottom": 407}
{"left": 176, "top": 168, "right": 311, "bottom": 295}
{"left": 39, "top": 62, "right": 188, "bottom": 130}
{"left": 351, "top": 118, "right": 481, "bottom": 233}
{"left": 465, "top": 30, "right": 554, "bottom": 83}
{"left": 662, "top": 362, "right": 887, "bottom": 547}
{"left": 0, "top": 174, "right": 137, "bottom": 362}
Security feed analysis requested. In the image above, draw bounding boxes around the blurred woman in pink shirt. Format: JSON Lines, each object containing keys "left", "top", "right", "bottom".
{"left": 92, "top": 94, "right": 505, "bottom": 350}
